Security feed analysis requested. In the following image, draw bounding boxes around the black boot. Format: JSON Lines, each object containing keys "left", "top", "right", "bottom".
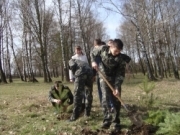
{"left": 68, "top": 114, "right": 78, "bottom": 122}
{"left": 84, "top": 109, "right": 90, "bottom": 117}
{"left": 101, "top": 121, "right": 111, "bottom": 129}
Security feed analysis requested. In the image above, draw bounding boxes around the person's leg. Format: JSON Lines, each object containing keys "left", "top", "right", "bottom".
{"left": 96, "top": 74, "right": 102, "bottom": 105}
{"left": 70, "top": 76, "right": 85, "bottom": 121}
{"left": 111, "top": 87, "right": 121, "bottom": 131}
{"left": 84, "top": 75, "right": 93, "bottom": 116}
{"left": 100, "top": 78, "right": 113, "bottom": 128}
{"left": 109, "top": 94, "right": 115, "bottom": 113}
{"left": 80, "top": 89, "right": 86, "bottom": 113}
{"left": 52, "top": 102, "right": 59, "bottom": 114}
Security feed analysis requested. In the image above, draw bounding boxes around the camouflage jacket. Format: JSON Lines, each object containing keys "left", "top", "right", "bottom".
{"left": 90, "top": 45, "right": 126, "bottom": 90}
{"left": 90, "top": 46, "right": 102, "bottom": 76}
{"left": 121, "top": 53, "right": 131, "bottom": 63}
{"left": 69, "top": 59, "right": 93, "bottom": 77}
{"left": 48, "top": 84, "right": 73, "bottom": 105}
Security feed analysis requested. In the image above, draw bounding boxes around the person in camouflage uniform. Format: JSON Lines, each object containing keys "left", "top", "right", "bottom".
{"left": 91, "top": 39, "right": 104, "bottom": 106}
{"left": 48, "top": 81, "right": 74, "bottom": 113}
{"left": 68, "top": 59, "right": 93, "bottom": 121}
{"left": 91, "top": 39, "right": 127, "bottom": 131}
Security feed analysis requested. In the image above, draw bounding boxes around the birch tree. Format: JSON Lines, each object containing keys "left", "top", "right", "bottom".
{"left": 53, "top": 0, "right": 69, "bottom": 81}
{"left": 18, "top": 0, "right": 53, "bottom": 82}
{"left": 0, "top": 0, "right": 8, "bottom": 83}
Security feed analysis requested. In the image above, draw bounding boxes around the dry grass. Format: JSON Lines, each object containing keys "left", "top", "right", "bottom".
{"left": 0, "top": 75, "right": 180, "bottom": 135}
{"left": 122, "top": 76, "right": 180, "bottom": 108}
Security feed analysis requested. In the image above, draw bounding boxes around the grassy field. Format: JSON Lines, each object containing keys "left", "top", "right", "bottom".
{"left": 0, "top": 75, "right": 180, "bottom": 135}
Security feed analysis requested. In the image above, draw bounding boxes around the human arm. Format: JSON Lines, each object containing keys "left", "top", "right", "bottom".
{"left": 90, "top": 46, "right": 103, "bottom": 70}
{"left": 114, "top": 60, "right": 126, "bottom": 91}
{"left": 48, "top": 89, "right": 61, "bottom": 104}
{"left": 69, "top": 70, "right": 74, "bottom": 82}
{"left": 121, "top": 54, "right": 131, "bottom": 74}
{"left": 83, "top": 55, "right": 89, "bottom": 64}
{"left": 121, "top": 53, "right": 131, "bottom": 64}
{"left": 69, "top": 59, "right": 77, "bottom": 75}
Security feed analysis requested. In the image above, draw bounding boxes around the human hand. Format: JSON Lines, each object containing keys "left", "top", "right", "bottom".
{"left": 54, "top": 99, "right": 61, "bottom": 104}
{"left": 92, "top": 62, "right": 98, "bottom": 70}
{"left": 70, "top": 79, "right": 74, "bottom": 83}
{"left": 57, "top": 99, "right": 61, "bottom": 104}
{"left": 113, "top": 89, "right": 119, "bottom": 97}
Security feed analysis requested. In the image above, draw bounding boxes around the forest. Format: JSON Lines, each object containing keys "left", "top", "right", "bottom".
{"left": 1, "top": 1, "right": 180, "bottom": 135}
{"left": 0, "top": 0, "right": 180, "bottom": 83}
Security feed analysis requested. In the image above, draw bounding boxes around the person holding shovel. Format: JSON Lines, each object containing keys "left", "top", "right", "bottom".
{"left": 91, "top": 39, "right": 126, "bottom": 132}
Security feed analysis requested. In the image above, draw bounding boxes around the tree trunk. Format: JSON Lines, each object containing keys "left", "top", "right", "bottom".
{"left": 57, "top": 0, "right": 68, "bottom": 82}
{"left": 132, "top": 20, "right": 156, "bottom": 80}
{"left": 29, "top": 36, "right": 38, "bottom": 82}
{"left": 34, "top": 0, "right": 49, "bottom": 82}
{"left": 136, "top": 34, "right": 145, "bottom": 75}
{"left": 142, "top": 3, "right": 158, "bottom": 79}
{"left": 61, "top": 62, "right": 64, "bottom": 81}
{"left": 9, "top": 24, "right": 24, "bottom": 81}
{"left": 55, "top": 66, "right": 59, "bottom": 77}
{"left": 0, "top": 29, "right": 7, "bottom": 83}
{"left": 6, "top": 25, "right": 12, "bottom": 82}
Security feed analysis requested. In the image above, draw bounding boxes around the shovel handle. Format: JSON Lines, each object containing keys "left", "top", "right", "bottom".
{"left": 97, "top": 69, "right": 129, "bottom": 112}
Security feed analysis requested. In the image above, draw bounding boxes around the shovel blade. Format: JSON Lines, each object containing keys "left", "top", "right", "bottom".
{"left": 128, "top": 112, "right": 143, "bottom": 128}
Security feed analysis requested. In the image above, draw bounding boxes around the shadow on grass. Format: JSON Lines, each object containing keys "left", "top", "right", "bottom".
{"left": 124, "top": 78, "right": 144, "bottom": 86}
{"left": 162, "top": 103, "right": 180, "bottom": 112}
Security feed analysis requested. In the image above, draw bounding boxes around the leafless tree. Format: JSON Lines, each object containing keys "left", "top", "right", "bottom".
{"left": 0, "top": 0, "right": 8, "bottom": 83}
{"left": 18, "top": 0, "right": 54, "bottom": 82}
{"left": 104, "top": 0, "right": 180, "bottom": 80}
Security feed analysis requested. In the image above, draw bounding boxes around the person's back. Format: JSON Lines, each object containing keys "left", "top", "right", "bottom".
{"left": 68, "top": 59, "right": 93, "bottom": 121}
{"left": 69, "top": 59, "right": 92, "bottom": 77}
{"left": 91, "top": 39, "right": 102, "bottom": 66}
{"left": 90, "top": 39, "right": 103, "bottom": 105}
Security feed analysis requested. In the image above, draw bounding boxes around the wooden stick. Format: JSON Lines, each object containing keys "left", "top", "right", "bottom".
{"left": 97, "top": 69, "right": 129, "bottom": 112}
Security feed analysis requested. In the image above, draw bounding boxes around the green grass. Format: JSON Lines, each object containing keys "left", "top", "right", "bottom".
{"left": 0, "top": 75, "right": 180, "bottom": 134}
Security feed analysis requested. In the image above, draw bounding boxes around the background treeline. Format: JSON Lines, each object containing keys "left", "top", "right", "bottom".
{"left": 0, "top": 0, "right": 180, "bottom": 83}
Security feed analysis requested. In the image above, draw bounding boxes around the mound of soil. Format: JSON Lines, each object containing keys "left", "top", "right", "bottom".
{"left": 56, "top": 113, "right": 70, "bottom": 120}
{"left": 127, "top": 124, "right": 158, "bottom": 135}
{"left": 80, "top": 123, "right": 157, "bottom": 135}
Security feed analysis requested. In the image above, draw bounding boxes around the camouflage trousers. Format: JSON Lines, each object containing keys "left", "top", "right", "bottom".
{"left": 71, "top": 74, "right": 93, "bottom": 119}
{"left": 100, "top": 77, "right": 121, "bottom": 125}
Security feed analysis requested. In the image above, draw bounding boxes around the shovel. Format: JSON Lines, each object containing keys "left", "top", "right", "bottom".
{"left": 97, "top": 69, "right": 143, "bottom": 127}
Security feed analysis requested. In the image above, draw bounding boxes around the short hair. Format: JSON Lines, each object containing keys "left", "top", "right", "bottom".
{"left": 75, "top": 45, "right": 82, "bottom": 50}
{"left": 101, "top": 41, "right": 106, "bottom": 45}
{"left": 112, "top": 39, "right": 123, "bottom": 50}
{"left": 94, "top": 39, "right": 102, "bottom": 46}
{"left": 54, "top": 81, "right": 61, "bottom": 87}
{"left": 108, "top": 39, "right": 113, "bottom": 42}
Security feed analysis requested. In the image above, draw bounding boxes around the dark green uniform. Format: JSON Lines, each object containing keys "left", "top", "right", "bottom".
{"left": 69, "top": 59, "right": 93, "bottom": 121}
{"left": 48, "top": 84, "right": 73, "bottom": 113}
{"left": 91, "top": 45, "right": 126, "bottom": 128}
{"left": 121, "top": 54, "right": 131, "bottom": 64}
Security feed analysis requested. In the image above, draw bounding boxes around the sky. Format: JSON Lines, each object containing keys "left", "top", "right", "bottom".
{"left": 94, "top": 0, "right": 124, "bottom": 39}
{"left": 100, "top": 11, "right": 122, "bottom": 39}
{"left": 46, "top": 0, "right": 123, "bottom": 39}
